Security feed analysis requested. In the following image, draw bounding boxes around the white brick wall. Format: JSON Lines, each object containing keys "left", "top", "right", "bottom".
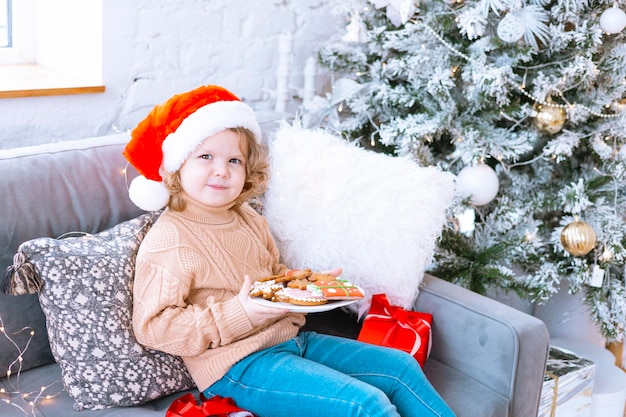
{"left": 0, "top": 0, "right": 340, "bottom": 148}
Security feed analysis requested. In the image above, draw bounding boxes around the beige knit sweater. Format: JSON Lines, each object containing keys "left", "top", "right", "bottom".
{"left": 132, "top": 196, "right": 305, "bottom": 391}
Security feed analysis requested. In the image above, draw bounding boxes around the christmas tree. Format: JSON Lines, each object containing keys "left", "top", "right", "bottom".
{"left": 305, "top": 0, "right": 626, "bottom": 342}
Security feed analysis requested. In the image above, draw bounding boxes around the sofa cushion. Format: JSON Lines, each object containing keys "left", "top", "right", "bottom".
{"left": 0, "top": 293, "right": 55, "bottom": 375}
{"left": 424, "top": 358, "right": 509, "bottom": 417}
{"left": 262, "top": 124, "right": 456, "bottom": 313}
{"left": 6, "top": 212, "right": 195, "bottom": 410}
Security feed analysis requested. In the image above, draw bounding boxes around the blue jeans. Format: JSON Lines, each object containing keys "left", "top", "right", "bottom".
{"left": 204, "top": 332, "right": 456, "bottom": 417}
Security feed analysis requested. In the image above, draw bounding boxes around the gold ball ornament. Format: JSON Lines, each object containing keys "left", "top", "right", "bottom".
{"left": 532, "top": 103, "right": 566, "bottom": 134}
{"left": 560, "top": 220, "right": 596, "bottom": 256}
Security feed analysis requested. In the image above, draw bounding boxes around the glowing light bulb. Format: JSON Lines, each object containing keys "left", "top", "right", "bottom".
{"left": 601, "top": 249, "right": 614, "bottom": 261}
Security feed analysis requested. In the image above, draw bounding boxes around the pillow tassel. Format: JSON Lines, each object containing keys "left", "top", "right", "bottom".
{"left": 3, "top": 251, "right": 42, "bottom": 295}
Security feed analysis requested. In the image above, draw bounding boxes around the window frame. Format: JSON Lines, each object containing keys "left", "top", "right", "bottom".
{"left": 0, "top": 0, "right": 12, "bottom": 48}
{"left": 0, "top": 0, "right": 35, "bottom": 65}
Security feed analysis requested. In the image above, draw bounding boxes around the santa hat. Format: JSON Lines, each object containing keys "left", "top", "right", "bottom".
{"left": 123, "top": 85, "right": 262, "bottom": 211}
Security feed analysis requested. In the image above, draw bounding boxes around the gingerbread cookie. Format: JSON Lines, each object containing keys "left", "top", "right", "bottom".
{"left": 275, "top": 287, "right": 327, "bottom": 306}
{"left": 307, "top": 279, "right": 364, "bottom": 300}
{"left": 249, "top": 279, "right": 283, "bottom": 301}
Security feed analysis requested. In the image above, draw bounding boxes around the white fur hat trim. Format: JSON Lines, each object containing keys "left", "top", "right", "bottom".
{"left": 161, "top": 100, "right": 261, "bottom": 173}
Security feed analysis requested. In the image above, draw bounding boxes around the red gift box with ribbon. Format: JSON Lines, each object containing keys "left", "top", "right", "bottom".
{"left": 357, "top": 293, "right": 433, "bottom": 367}
{"left": 166, "top": 393, "right": 256, "bottom": 417}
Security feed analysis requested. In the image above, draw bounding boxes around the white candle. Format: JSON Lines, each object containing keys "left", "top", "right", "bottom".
{"left": 275, "top": 32, "right": 292, "bottom": 113}
{"left": 302, "top": 56, "right": 317, "bottom": 104}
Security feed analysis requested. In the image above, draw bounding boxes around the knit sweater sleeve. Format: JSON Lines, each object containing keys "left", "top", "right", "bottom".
{"left": 132, "top": 219, "right": 254, "bottom": 357}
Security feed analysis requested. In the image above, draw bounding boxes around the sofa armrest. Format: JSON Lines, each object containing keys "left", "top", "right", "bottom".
{"left": 415, "top": 274, "right": 549, "bottom": 417}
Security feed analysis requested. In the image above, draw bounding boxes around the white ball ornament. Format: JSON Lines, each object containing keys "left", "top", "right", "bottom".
{"left": 497, "top": 13, "right": 525, "bottom": 43}
{"left": 600, "top": 7, "right": 626, "bottom": 34}
{"left": 456, "top": 164, "right": 500, "bottom": 206}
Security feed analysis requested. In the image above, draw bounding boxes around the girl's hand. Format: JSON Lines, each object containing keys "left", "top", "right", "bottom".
{"left": 238, "top": 275, "right": 289, "bottom": 328}
{"left": 319, "top": 267, "right": 343, "bottom": 277}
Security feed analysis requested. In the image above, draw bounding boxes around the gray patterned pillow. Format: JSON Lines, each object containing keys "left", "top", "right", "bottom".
{"left": 10, "top": 212, "right": 195, "bottom": 410}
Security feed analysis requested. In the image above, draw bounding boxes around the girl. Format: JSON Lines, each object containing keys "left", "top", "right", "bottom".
{"left": 124, "top": 85, "right": 456, "bottom": 417}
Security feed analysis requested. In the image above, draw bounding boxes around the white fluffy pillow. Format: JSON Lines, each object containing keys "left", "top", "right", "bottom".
{"left": 262, "top": 124, "right": 455, "bottom": 313}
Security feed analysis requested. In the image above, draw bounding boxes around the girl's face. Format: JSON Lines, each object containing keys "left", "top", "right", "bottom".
{"left": 178, "top": 129, "right": 248, "bottom": 207}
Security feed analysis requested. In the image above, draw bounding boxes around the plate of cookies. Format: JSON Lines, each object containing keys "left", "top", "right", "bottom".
{"left": 249, "top": 269, "right": 365, "bottom": 313}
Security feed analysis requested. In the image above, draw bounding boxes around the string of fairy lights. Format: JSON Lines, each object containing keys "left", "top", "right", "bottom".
{"left": 0, "top": 315, "right": 62, "bottom": 415}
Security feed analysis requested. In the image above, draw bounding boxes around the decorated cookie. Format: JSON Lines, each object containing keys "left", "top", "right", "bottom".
{"left": 307, "top": 279, "right": 364, "bottom": 300}
{"left": 275, "top": 287, "right": 328, "bottom": 306}
{"left": 249, "top": 279, "right": 283, "bottom": 301}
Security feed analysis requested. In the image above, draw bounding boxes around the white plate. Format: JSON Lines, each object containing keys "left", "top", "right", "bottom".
{"left": 250, "top": 297, "right": 359, "bottom": 313}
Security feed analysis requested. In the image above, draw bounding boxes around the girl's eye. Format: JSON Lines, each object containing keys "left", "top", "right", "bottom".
{"left": 200, "top": 154, "right": 213, "bottom": 160}
{"left": 230, "top": 158, "right": 243, "bottom": 164}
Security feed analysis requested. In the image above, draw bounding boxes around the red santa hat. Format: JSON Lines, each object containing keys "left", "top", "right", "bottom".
{"left": 123, "top": 84, "right": 262, "bottom": 211}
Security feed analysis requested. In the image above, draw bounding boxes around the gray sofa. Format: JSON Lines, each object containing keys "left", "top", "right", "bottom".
{"left": 0, "top": 113, "right": 550, "bottom": 417}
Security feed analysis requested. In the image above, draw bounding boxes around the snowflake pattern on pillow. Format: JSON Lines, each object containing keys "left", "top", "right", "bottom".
{"left": 16, "top": 212, "right": 195, "bottom": 410}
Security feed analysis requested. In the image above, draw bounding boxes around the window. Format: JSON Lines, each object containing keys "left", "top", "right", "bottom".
{"left": 0, "top": 0, "right": 34, "bottom": 65}
{"left": 0, "top": 0, "right": 10, "bottom": 48}
{"left": 0, "top": 0, "right": 104, "bottom": 98}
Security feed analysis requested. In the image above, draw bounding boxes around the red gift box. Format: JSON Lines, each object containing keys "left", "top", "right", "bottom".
{"left": 357, "top": 293, "right": 433, "bottom": 367}
{"left": 166, "top": 393, "right": 255, "bottom": 417}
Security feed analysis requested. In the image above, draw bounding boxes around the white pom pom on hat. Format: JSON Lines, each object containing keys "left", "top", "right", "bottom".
{"left": 123, "top": 84, "right": 262, "bottom": 211}
{"left": 127, "top": 176, "right": 171, "bottom": 212}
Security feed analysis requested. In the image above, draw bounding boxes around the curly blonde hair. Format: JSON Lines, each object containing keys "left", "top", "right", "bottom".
{"left": 162, "top": 127, "right": 269, "bottom": 211}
